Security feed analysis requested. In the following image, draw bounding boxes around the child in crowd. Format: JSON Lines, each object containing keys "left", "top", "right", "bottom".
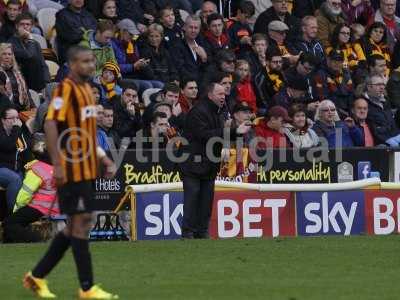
{"left": 158, "top": 5, "right": 183, "bottom": 46}
{"left": 96, "top": 62, "right": 122, "bottom": 104}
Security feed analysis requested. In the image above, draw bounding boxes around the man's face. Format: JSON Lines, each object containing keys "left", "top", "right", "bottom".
{"left": 182, "top": 81, "right": 198, "bottom": 100}
{"left": 327, "top": 58, "right": 343, "bottom": 74}
{"left": 272, "top": 0, "right": 288, "bottom": 15}
{"left": 184, "top": 20, "right": 201, "bottom": 40}
{"left": 234, "top": 110, "right": 251, "bottom": 124}
{"left": 102, "top": 109, "right": 114, "bottom": 129}
{"left": 381, "top": 0, "right": 396, "bottom": 17}
{"left": 96, "top": 105, "right": 104, "bottom": 123}
{"left": 268, "top": 30, "right": 286, "bottom": 45}
{"left": 208, "top": 84, "right": 226, "bottom": 107}
{"left": 16, "top": 19, "right": 33, "bottom": 35}
{"left": 367, "top": 77, "right": 386, "bottom": 98}
{"left": 297, "top": 61, "right": 314, "bottom": 76}
{"left": 353, "top": 99, "right": 368, "bottom": 121}
{"left": 252, "top": 40, "right": 267, "bottom": 57}
{"left": 155, "top": 105, "right": 172, "bottom": 119}
{"left": 164, "top": 91, "right": 179, "bottom": 105}
{"left": 327, "top": 0, "right": 342, "bottom": 13}
{"left": 209, "top": 19, "right": 224, "bottom": 37}
{"left": 96, "top": 30, "right": 114, "bottom": 45}
{"left": 71, "top": 51, "right": 96, "bottom": 79}
{"left": 268, "top": 116, "right": 284, "bottom": 130}
{"left": 122, "top": 88, "right": 139, "bottom": 107}
{"left": 220, "top": 76, "right": 232, "bottom": 95}
{"left": 303, "top": 19, "right": 318, "bottom": 39}
{"left": 269, "top": 56, "right": 283, "bottom": 72}
{"left": 161, "top": 9, "right": 175, "bottom": 28}
{"left": 221, "top": 60, "right": 235, "bottom": 73}
{"left": 7, "top": 4, "right": 21, "bottom": 21}
{"left": 370, "top": 59, "right": 387, "bottom": 76}
{"left": 70, "top": 0, "right": 84, "bottom": 9}
{"left": 152, "top": 117, "right": 169, "bottom": 135}
{"left": 201, "top": 2, "right": 217, "bottom": 22}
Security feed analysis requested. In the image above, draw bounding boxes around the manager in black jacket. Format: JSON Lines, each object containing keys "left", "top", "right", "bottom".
{"left": 180, "top": 83, "right": 251, "bottom": 239}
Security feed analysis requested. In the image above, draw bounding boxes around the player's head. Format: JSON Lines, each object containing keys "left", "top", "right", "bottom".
{"left": 67, "top": 45, "right": 96, "bottom": 80}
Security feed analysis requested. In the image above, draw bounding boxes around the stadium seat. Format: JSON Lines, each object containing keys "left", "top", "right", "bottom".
{"left": 31, "top": 33, "right": 48, "bottom": 49}
{"left": 45, "top": 60, "right": 59, "bottom": 80}
{"left": 179, "top": 9, "right": 189, "bottom": 22}
{"left": 29, "top": 89, "right": 41, "bottom": 108}
{"left": 142, "top": 88, "right": 161, "bottom": 107}
{"left": 37, "top": 8, "right": 58, "bottom": 40}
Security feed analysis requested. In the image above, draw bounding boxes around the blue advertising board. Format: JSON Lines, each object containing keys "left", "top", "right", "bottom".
{"left": 136, "top": 191, "right": 183, "bottom": 240}
{"left": 296, "top": 191, "right": 365, "bottom": 236}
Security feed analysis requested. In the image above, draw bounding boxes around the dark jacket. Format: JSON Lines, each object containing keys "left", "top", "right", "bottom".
{"left": 366, "top": 95, "right": 400, "bottom": 144}
{"left": 117, "top": 0, "right": 144, "bottom": 25}
{"left": 111, "top": 38, "right": 140, "bottom": 76}
{"left": 9, "top": 36, "right": 50, "bottom": 92}
{"left": 180, "top": 98, "right": 236, "bottom": 179}
{"left": 112, "top": 98, "right": 142, "bottom": 138}
{"left": 203, "top": 30, "right": 231, "bottom": 61}
{"left": 386, "top": 68, "right": 400, "bottom": 110}
{"left": 0, "top": 124, "right": 31, "bottom": 171}
{"left": 170, "top": 37, "right": 208, "bottom": 82}
{"left": 253, "top": 6, "right": 300, "bottom": 40}
{"left": 55, "top": 6, "right": 97, "bottom": 63}
{"left": 0, "top": 15, "right": 15, "bottom": 42}
{"left": 292, "top": 0, "right": 324, "bottom": 18}
{"left": 138, "top": 43, "right": 179, "bottom": 83}
{"left": 289, "top": 37, "right": 325, "bottom": 65}
{"left": 312, "top": 120, "right": 363, "bottom": 148}
{"left": 226, "top": 19, "right": 252, "bottom": 53}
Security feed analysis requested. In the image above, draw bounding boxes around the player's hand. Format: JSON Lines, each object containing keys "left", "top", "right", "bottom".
{"left": 102, "top": 156, "right": 116, "bottom": 179}
{"left": 53, "top": 164, "right": 65, "bottom": 187}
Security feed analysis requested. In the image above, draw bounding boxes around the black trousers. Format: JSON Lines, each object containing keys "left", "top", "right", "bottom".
{"left": 3, "top": 206, "right": 43, "bottom": 243}
{"left": 182, "top": 175, "right": 215, "bottom": 236}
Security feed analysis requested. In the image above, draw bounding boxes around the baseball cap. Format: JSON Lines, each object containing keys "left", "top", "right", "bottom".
{"left": 328, "top": 50, "right": 344, "bottom": 61}
{"left": 232, "top": 103, "right": 253, "bottom": 114}
{"left": 117, "top": 19, "right": 140, "bottom": 35}
{"left": 268, "top": 21, "right": 289, "bottom": 32}
{"left": 266, "top": 106, "right": 291, "bottom": 121}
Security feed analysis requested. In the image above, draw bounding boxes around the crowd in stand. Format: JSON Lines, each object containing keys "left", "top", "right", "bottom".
{"left": 2, "top": 0, "right": 400, "bottom": 237}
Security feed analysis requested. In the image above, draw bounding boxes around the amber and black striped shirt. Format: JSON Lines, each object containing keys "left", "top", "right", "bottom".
{"left": 46, "top": 77, "right": 98, "bottom": 183}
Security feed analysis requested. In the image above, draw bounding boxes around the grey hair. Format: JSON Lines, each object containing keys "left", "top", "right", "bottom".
{"left": 314, "top": 99, "right": 340, "bottom": 122}
{"left": 185, "top": 14, "right": 201, "bottom": 25}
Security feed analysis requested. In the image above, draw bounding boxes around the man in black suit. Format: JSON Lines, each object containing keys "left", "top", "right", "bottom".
{"left": 180, "top": 82, "right": 251, "bottom": 239}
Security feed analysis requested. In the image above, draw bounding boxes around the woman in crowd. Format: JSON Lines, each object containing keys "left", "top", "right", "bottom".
{"left": 98, "top": 0, "right": 118, "bottom": 23}
{"left": 283, "top": 103, "right": 319, "bottom": 148}
{"left": 0, "top": 43, "right": 31, "bottom": 112}
{"left": 139, "top": 23, "right": 179, "bottom": 84}
{"left": 326, "top": 23, "right": 365, "bottom": 70}
{"left": 355, "top": 22, "right": 391, "bottom": 70}
{"left": 312, "top": 99, "right": 363, "bottom": 148}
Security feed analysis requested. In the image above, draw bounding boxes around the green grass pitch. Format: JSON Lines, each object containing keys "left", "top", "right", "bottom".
{"left": 0, "top": 236, "right": 399, "bottom": 300}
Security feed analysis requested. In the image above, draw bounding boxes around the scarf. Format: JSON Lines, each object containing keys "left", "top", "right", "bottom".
{"left": 121, "top": 40, "right": 138, "bottom": 64}
{"left": 101, "top": 78, "right": 117, "bottom": 100}
{"left": 0, "top": 65, "right": 30, "bottom": 110}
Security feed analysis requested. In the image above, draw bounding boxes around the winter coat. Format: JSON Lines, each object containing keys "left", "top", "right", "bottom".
{"left": 315, "top": 2, "right": 346, "bottom": 48}
{"left": 283, "top": 123, "right": 319, "bottom": 148}
{"left": 312, "top": 120, "right": 363, "bottom": 148}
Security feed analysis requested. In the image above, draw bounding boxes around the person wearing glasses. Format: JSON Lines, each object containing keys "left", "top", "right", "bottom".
{"left": 315, "top": 0, "right": 346, "bottom": 48}
{"left": 312, "top": 99, "right": 363, "bottom": 148}
{"left": 0, "top": 104, "right": 32, "bottom": 215}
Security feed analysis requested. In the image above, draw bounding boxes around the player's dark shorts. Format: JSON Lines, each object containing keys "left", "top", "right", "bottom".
{"left": 58, "top": 180, "right": 95, "bottom": 215}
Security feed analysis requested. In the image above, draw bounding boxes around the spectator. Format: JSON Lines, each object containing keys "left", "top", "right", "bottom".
{"left": 217, "top": 71, "right": 236, "bottom": 115}
{"left": 140, "top": 111, "right": 170, "bottom": 149}
{"left": 96, "top": 104, "right": 109, "bottom": 151}
{"left": 341, "top": 0, "right": 375, "bottom": 26}
{"left": 326, "top": 23, "right": 366, "bottom": 70}
{"left": 372, "top": 0, "right": 400, "bottom": 51}
{"left": 289, "top": 15, "right": 325, "bottom": 64}
{"left": 201, "top": 49, "right": 236, "bottom": 89}
{"left": 99, "top": 102, "right": 120, "bottom": 148}
{"left": 234, "top": 59, "right": 257, "bottom": 112}
{"left": 153, "top": 101, "right": 172, "bottom": 119}
{"left": 285, "top": 52, "right": 318, "bottom": 109}
{"left": 283, "top": 103, "right": 319, "bottom": 148}
{"left": 203, "top": 13, "right": 231, "bottom": 58}
{"left": 158, "top": 5, "right": 183, "bottom": 47}
{"left": 253, "top": 0, "right": 300, "bottom": 40}
{"left": 0, "top": 0, "right": 27, "bottom": 18}
{"left": 95, "top": 61, "right": 122, "bottom": 103}
{"left": 0, "top": 0, "right": 22, "bottom": 42}
{"left": 273, "top": 73, "right": 308, "bottom": 111}
{"left": 387, "top": 64, "right": 400, "bottom": 109}
{"left": 255, "top": 105, "right": 289, "bottom": 148}
{"left": 264, "top": 46, "right": 285, "bottom": 99}
{"left": 199, "top": 1, "right": 218, "bottom": 32}
{"left": 0, "top": 71, "right": 11, "bottom": 111}
{"left": 179, "top": 77, "right": 198, "bottom": 113}
{"left": 0, "top": 43, "right": 31, "bottom": 112}
{"left": 172, "top": 14, "right": 208, "bottom": 82}
{"left": 2, "top": 133, "right": 59, "bottom": 243}
{"left": 79, "top": 20, "right": 117, "bottom": 76}
{"left": 98, "top": 0, "right": 118, "bottom": 24}
{"left": 267, "top": 21, "right": 297, "bottom": 64}
{"left": 139, "top": 23, "right": 179, "bottom": 84}
{"left": 226, "top": 1, "right": 255, "bottom": 53}
{"left": 0, "top": 105, "right": 31, "bottom": 214}
{"left": 89, "top": 81, "right": 103, "bottom": 104}
{"left": 113, "top": 84, "right": 142, "bottom": 138}
{"left": 312, "top": 50, "right": 353, "bottom": 118}
{"left": 315, "top": 0, "right": 346, "bottom": 48}
{"left": 351, "top": 23, "right": 366, "bottom": 41}
{"left": 231, "top": 103, "right": 255, "bottom": 146}
{"left": 117, "top": 0, "right": 146, "bottom": 33}
{"left": 351, "top": 97, "right": 375, "bottom": 147}
{"left": 355, "top": 22, "right": 391, "bottom": 70}
{"left": 313, "top": 99, "right": 363, "bottom": 148}
{"left": 364, "top": 74, "right": 400, "bottom": 146}
{"left": 354, "top": 54, "right": 388, "bottom": 91}
{"left": 9, "top": 13, "right": 50, "bottom": 92}
{"left": 55, "top": 0, "right": 97, "bottom": 63}
{"left": 241, "top": 33, "right": 268, "bottom": 76}
{"left": 32, "top": 82, "right": 58, "bottom": 133}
